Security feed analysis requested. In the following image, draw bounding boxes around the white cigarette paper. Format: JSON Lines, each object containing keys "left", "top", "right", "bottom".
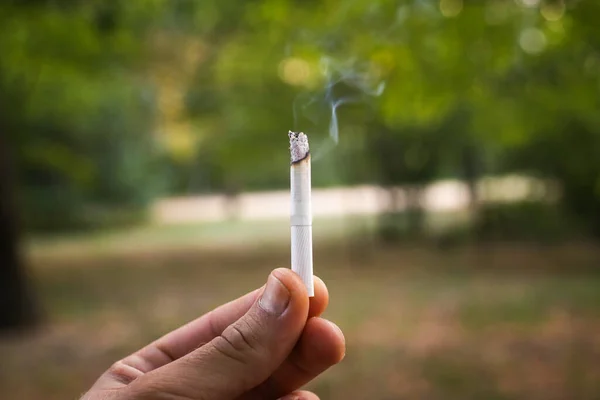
{"left": 289, "top": 131, "right": 314, "bottom": 297}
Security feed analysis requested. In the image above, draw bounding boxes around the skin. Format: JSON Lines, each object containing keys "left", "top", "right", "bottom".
{"left": 82, "top": 268, "right": 345, "bottom": 400}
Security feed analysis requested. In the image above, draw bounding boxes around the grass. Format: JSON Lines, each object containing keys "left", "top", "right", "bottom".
{"left": 25, "top": 212, "right": 471, "bottom": 262}
{"left": 2, "top": 218, "right": 600, "bottom": 400}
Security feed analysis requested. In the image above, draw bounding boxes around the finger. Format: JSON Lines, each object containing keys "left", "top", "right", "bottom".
{"left": 96, "top": 273, "right": 328, "bottom": 390}
{"left": 279, "top": 390, "right": 320, "bottom": 400}
{"left": 245, "top": 317, "right": 345, "bottom": 399}
{"left": 308, "top": 276, "right": 328, "bottom": 318}
{"left": 129, "top": 268, "right": 310, "bottom": 400}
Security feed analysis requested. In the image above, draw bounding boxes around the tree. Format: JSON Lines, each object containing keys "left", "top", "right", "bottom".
{"left": 0, "top": 117, "right": 38, "bottom": 332}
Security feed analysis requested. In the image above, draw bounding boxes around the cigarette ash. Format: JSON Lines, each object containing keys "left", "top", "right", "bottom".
{"left": 289, "top": 131, "right": 310, "bottom": 164}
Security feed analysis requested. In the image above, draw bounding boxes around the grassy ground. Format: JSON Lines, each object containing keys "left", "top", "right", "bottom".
{"left": 2, "top": 219, "right": 600, "bottom": 399}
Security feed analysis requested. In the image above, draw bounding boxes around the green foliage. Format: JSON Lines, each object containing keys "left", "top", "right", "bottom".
{"left": 1, "top": 2, "right": 160, "bottom": 231}
{"left": 2, "top": 0, "right": 600, "bottom": 235}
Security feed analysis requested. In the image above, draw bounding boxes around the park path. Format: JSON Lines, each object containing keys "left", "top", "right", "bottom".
{"left": 152, "top": 176, "right": 542, "bottom": 225}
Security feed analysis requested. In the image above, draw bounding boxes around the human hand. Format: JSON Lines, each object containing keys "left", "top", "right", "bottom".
{"left": 81, "top": 268, "right": 345, "bottom": 400}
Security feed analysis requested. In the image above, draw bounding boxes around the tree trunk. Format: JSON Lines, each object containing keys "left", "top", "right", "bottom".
{"left": 0, "top": 127, "right": 38, "bottom": 333}
{"left": 406, "top": 186, "right": 425, "bottom": 235}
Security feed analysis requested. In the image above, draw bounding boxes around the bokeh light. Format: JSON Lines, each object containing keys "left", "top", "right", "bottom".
{"left": 516, "top": 0, "right": 541, "bottom": 8}
{"left": 541, "top": 1, "right": 565, "bottom": 21}
{"left": 439, "top": 0, "right": 463, "bottom": 18}
{"left": 278, "top": 57, "right": 312, "bottom": 87}
{"left": 519, "top": 28, "right": 547, "bottom": 54}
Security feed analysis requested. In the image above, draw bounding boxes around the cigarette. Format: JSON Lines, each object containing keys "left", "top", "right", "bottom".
{"left": 289, "top": 131, "right": 314, "bottom": 297}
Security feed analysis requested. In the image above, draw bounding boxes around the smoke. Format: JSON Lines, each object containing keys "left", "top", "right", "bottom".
{"left": 294, "top": 55, "right": 386, "bottom": 161}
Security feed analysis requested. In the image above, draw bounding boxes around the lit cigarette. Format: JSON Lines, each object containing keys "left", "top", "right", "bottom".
{"left": 289, "top": 131, "right": 314, "bottom": 297}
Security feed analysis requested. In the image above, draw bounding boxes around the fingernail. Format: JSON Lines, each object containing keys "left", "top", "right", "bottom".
{"left": 259, "top": 274, "right": 290, "bottom": 315}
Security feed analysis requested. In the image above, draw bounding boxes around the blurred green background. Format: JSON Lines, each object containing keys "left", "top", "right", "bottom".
{"left": 1, "top": 0, "right": 600, "bottom": 399}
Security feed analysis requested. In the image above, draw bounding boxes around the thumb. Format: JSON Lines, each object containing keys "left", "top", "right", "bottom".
{"left": 130, "top": 269, "right": 310, "bottom": 400}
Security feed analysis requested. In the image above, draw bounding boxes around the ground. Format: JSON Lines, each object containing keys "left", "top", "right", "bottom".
{"left": 1, "top": 218, "right": 600, "bottom": 400}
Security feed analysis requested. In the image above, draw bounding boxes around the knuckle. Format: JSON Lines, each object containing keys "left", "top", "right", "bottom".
{"left": 210, "top": 315, "right": 264, "bottom": 364}
{"left": 210, "top": 335, "right": 248, "bottom": 365}
{"left": 107, "top": 360, "right": 142, "bottom": 386}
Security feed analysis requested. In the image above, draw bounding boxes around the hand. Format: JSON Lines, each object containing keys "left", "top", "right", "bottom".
{"left": 81, "top": 268, "right": 345, "bottom": 400}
